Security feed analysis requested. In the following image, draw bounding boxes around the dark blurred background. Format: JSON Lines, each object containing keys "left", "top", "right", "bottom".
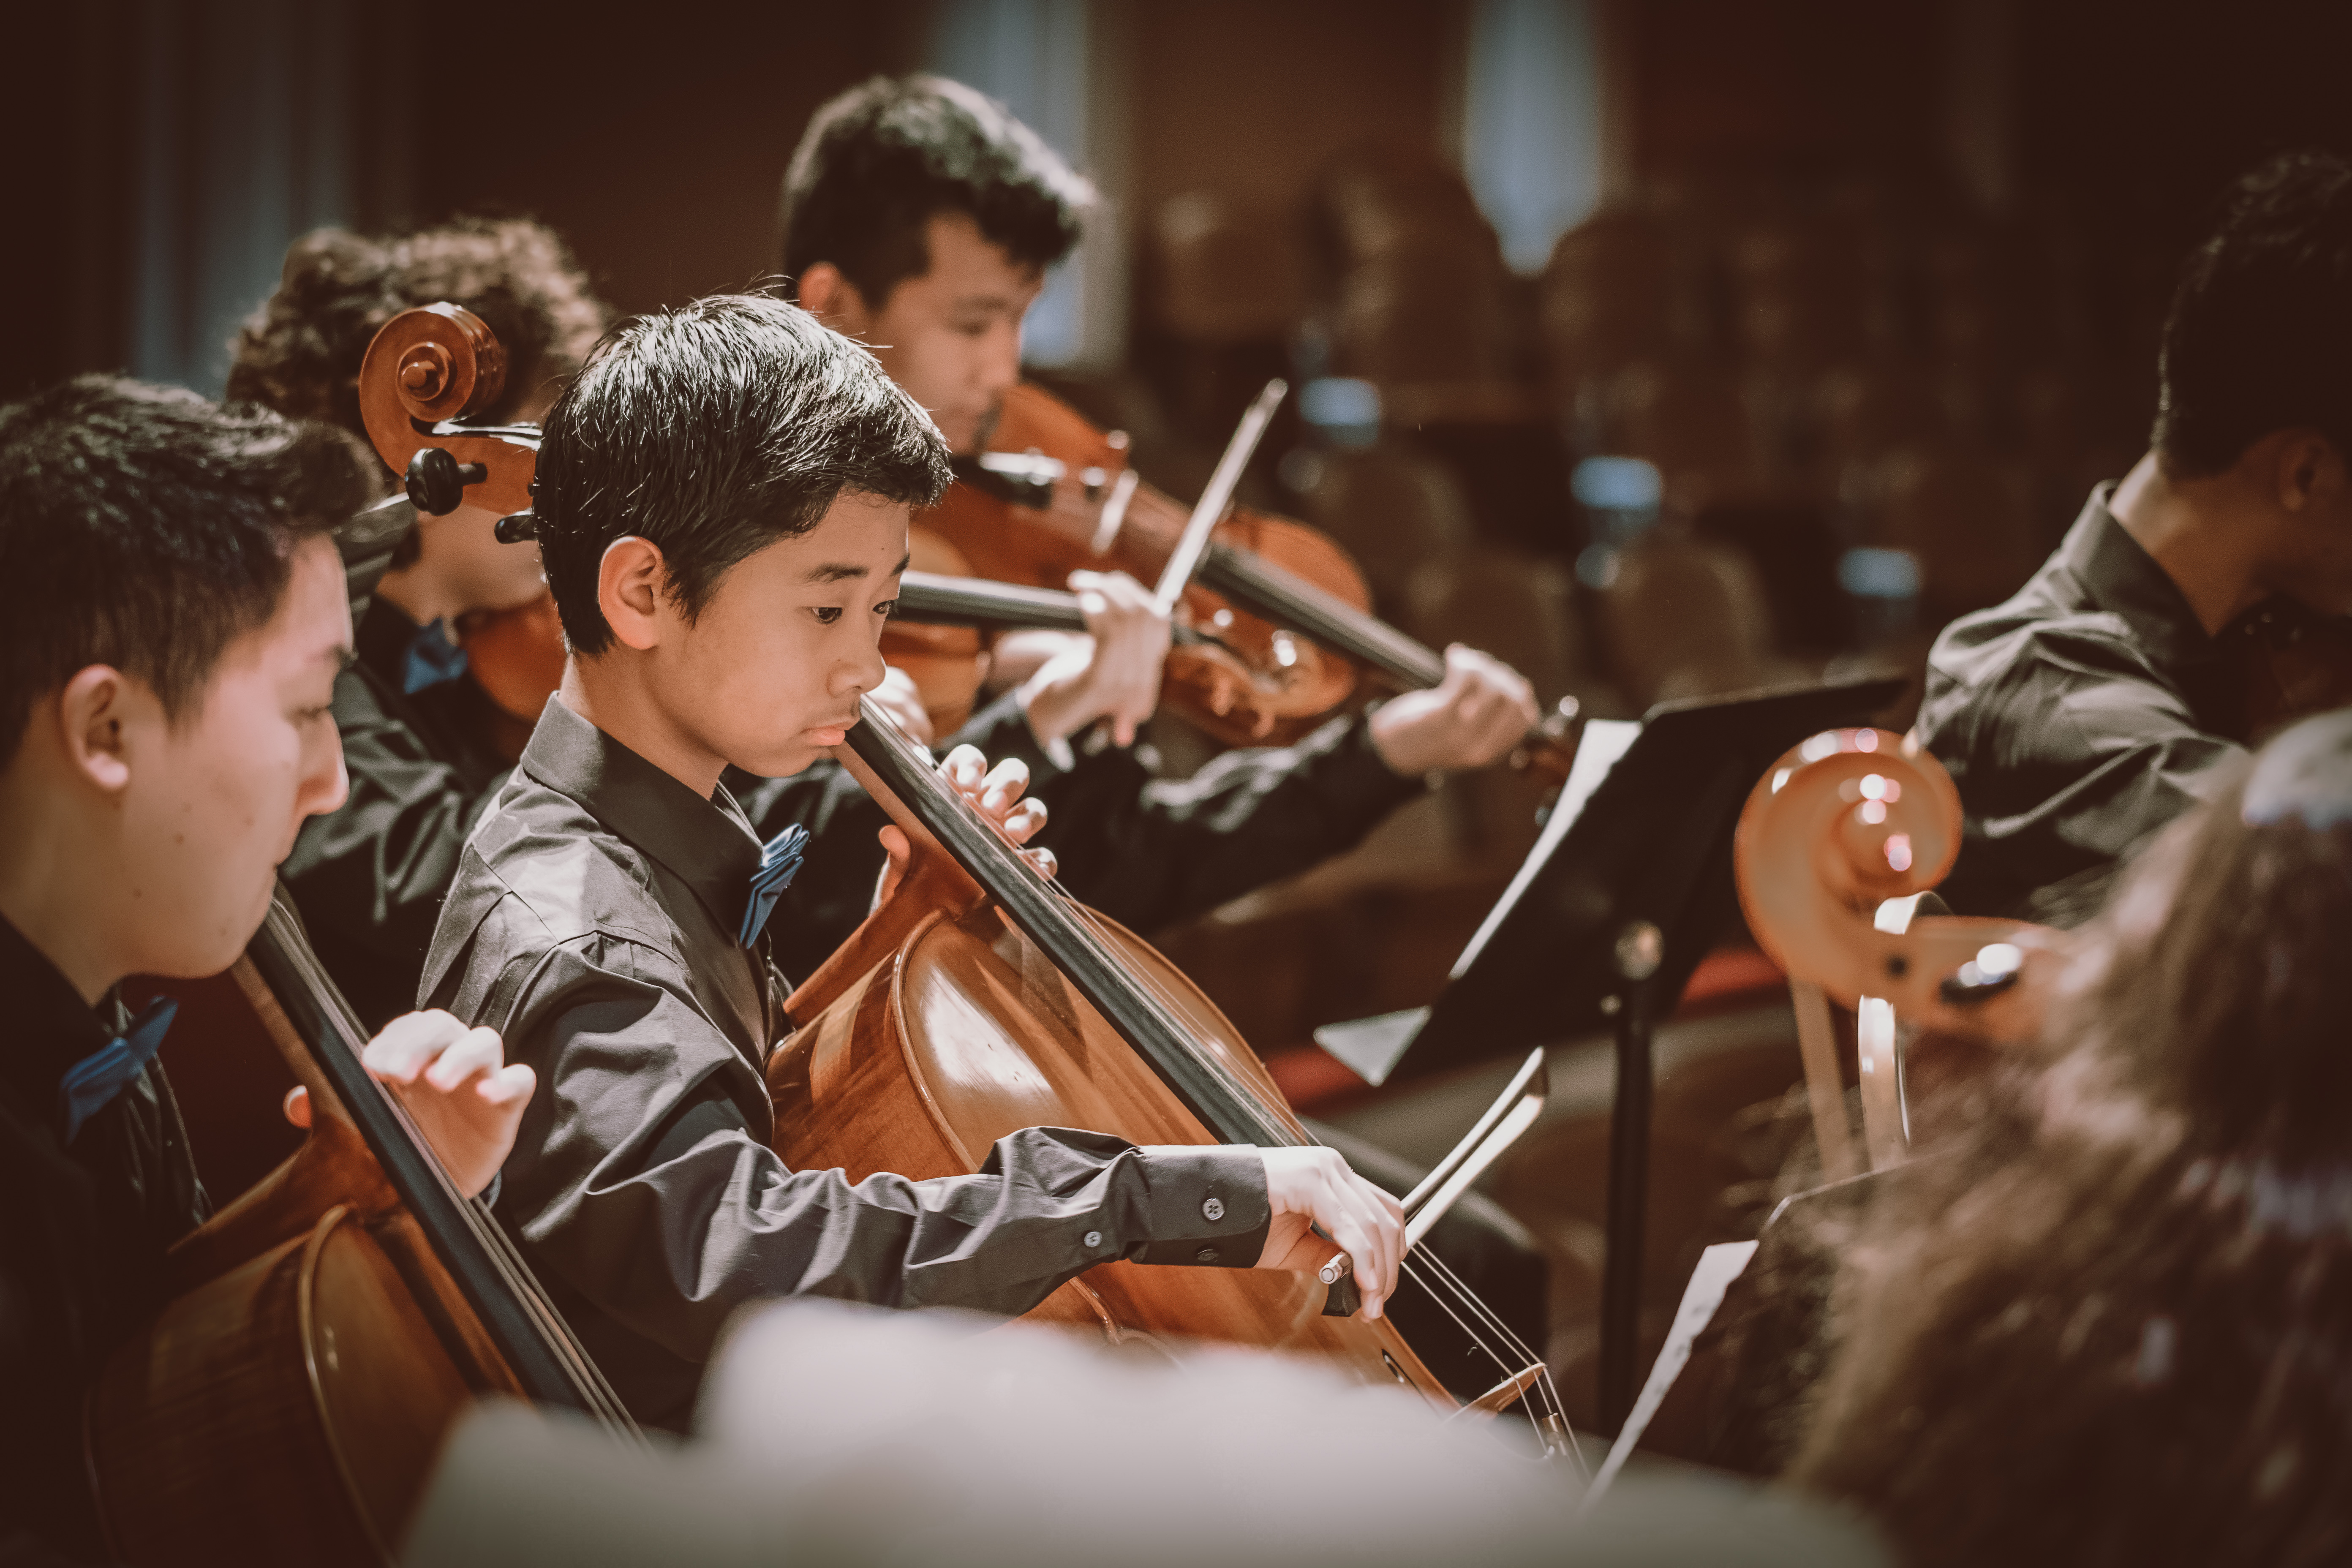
{"left": 11, "top": 0, "right": 2352, "bottom": 725}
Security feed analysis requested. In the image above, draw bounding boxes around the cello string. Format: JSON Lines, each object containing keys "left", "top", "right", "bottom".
{"left": 292, "top": 918, "right": 643, "bottom": 1433}
{"left": 1399, "top": 1251, "right": 1578, "bottom": 1465}
{"left": 1405, "top": 1249, "right": 1572, "bottom": 1447}
{"left": 928, "top": 730, "right": 1572, "bottom": 1426}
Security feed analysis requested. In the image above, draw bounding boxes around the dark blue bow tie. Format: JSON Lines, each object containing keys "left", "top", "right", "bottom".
{"left": 739, "top": 824, "right": 810, "bottom": 948}
{"left": 403, "top": 617, "right": 469, "bottom": 694}
{"left": 59, "top": 995, "right": 180, "bottom": 1143}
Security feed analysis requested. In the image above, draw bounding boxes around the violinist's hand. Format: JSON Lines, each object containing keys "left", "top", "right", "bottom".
{"left": 1254, "top": 1146, "right": 1406, "bottom": 1321}
{"left": 281, "top": 1010, "right": 534, "bottom": 1200}
{"left": 1015, "top": 570, "right": 1171, "bottom": 750}
{"left": 875, "top": 743, "right": 1055, "bottom": 904}
{"left": 1368, "top": 644, "right": 1541, "bottom": 776}
{"left": 868, "top": 665, "right": 935, "bottom": 748}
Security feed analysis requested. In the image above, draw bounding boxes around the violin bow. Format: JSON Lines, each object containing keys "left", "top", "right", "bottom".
{"left": 1149, "top": 378, "right": 1287, "bottom": 617}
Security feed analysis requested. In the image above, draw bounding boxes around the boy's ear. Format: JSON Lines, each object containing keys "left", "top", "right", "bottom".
{"left": 796, "top": 263, "right": 870, "bottom": 336}
{"left": 597, "top": 536, "right": 672, "bottom": 652}
{"left": 57, "top": 665, "right": 137, "bottom": 795}
{"left": 2276, "top": 430, "right": 2344, "bottom": 515}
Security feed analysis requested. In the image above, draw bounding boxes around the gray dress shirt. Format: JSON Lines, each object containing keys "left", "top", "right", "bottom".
{"left": 419, "top": 698, "right": 1273, "bottom": 1430}
{"left": 1917, "top": 485, "right": 2249, "bottom": 922}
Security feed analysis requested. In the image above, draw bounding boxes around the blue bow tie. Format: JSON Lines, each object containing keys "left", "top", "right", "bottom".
{"left": 739, "top": 824, "right": 810, "bottom": 948}
{"left": 403, "top": 617, "right": 470, "bottom": 694}
{"left": 59, "top": 995, "right": 180, "bottom": 1143}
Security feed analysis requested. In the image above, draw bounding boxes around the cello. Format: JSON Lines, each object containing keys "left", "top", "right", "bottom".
{"left": 85, "top": 901, "right": 638, "bottom": 1565}
{"left": 365, "top": 302, "right": 1576, "bottom": 1449}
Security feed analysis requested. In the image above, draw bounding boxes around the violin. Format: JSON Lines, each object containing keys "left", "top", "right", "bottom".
{"left": 901, "top": 384, "right": 1582, "bottom": 779}
{"left": 365, "top": 305, "right": 1574, "bottom": 1446}
{"left": 86, "top": 901, "right": 636, "bottom": 1564}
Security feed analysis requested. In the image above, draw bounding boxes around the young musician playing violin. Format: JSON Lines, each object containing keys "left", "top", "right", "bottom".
{"left": 418, "top": 294, "right": 1407, "bottom": 1432}
{"left": 1921, "top": 151, "right": 2352, "bottom": 924}
{"left": 0, "top": 378, "right": 534, "bottom": 1564}
{"left": 767, "top": 74, "right": 1546, "bottom": 971}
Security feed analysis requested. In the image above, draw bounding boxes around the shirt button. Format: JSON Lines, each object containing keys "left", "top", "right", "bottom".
{"left": 1196, "top": 1246, "right": 1220, "bottom": 1264}
{"left": 1083, "top": 1230, "right": 1102, "bottom": 1249}
{"left": 1201, "top": 1196, "right": 1225, "bottom": 1222}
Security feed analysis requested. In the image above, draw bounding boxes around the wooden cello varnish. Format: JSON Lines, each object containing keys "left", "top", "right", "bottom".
{"left": 771, "top": 714, "right": 1451, "bottom": 1400}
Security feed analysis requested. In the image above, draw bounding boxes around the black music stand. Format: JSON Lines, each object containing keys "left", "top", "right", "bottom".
{"left": 1312, "top": 675, "right": 1904, "bottom": 1432}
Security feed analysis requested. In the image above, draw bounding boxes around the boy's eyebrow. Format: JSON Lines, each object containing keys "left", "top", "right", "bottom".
{"left": 804, "top": 552, "right": 912, "bottom": 584}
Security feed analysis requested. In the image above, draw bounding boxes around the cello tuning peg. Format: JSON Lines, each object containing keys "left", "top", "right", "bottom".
{"left": 494, "top": 511, "right": 539, "bottom": 544}
{"left": 405, "top": 446, "right": 486, "bottom": 517}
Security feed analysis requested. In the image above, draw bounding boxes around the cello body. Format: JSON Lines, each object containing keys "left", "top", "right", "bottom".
{"left": 770, "top": 834, "right": 1450, "bottom": 1401}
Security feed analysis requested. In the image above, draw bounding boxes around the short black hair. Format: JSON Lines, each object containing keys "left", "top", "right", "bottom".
{"left": 2156, "top": 151, "right": 2352, "bottom": 476}
{"left": 228, "top": 217, "right": 610, "bottom": 440}
{"left": 536, "top": 294, "right": 952, "bottom": 657}
{"left": 0, "top": 376, "right": 369, "bottom": 765}
{"left": 778, "top": 74, "right": 1090, "bottom": 310}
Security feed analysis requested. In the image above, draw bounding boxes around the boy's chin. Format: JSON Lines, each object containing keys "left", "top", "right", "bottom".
{"left": 735, "top": 738, "right": 828, "bottom": 781}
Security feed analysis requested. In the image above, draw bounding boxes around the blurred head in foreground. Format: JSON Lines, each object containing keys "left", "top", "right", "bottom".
{"left": 1794, "top": 708, "right": 2352, "bottom": 1565}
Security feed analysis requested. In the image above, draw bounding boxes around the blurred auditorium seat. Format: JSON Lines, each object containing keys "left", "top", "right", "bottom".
{"left": 1597, "top": 533, "right": 1803, "bottom": 708}
{"left": 1150, "top": 191, "right": 1308, "bottom": 346}
{"left": 1861, "top": 440, "right": 2041, "bottom": 621}
{"left": 1538, "top": 208, "right": 1698, "bottom": 402}
{"left": 1812, "top": 362, "right": 1950, "bottom": 483}
{"left": 1296, "top": 441, "right": 1478, "bottom": 611}
{"left": 1312, "top": 142, "right": 1497, "bottom": 271}
{"left": 1606, "top": 359, "right": 1776, "bottom": 509}
{"left": 1403, "top": 544, "right": 1584, "bottom": 711}
{"left": 1330, "top": 230, "right": 1514, "bottom": 386}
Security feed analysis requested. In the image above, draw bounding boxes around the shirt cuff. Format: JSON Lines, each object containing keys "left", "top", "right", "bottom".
{"left": 1324, "top": 708, "right": 1432, "bottom": 813}
{"left": 1124, "top": 1145, "right": 1271, "bottom": 1268}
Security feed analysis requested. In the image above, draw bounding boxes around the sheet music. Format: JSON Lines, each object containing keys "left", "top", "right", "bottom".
{"left": 1448, "top": 719, "right": 1642, "bottom": 982}
{"left": 1582, "top": 1239, "right": 1758, "bottom": 1509}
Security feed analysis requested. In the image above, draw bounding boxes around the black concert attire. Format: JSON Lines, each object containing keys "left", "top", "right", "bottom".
{"left": 279, "top": 596, "right": 514, "bottom": 1030}
{"left": 1918, "top": 485, "right": 2248, "bottom": 923}
{"left": 0, "top": 917, "right": 208, "bottom": 1565}
{"left": 285, "top": 594, "right": 1422, "bottom": 1026}
{"left": 743, "top": 696, "right": 1424, "bottom": 981}
{"left": 418, "top": 697, "right": 1275, "bottom": 1431}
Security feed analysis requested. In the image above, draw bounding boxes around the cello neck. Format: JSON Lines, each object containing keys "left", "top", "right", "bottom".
{"left": 834, "top": 701, "right": 1298, "bottom": 1149}
{"left": 243, "top": 901, "right": 639, "bottom": 1435}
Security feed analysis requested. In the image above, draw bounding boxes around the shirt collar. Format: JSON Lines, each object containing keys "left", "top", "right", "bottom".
{"left": 0, "top": 911, "right": 118, "bottom": 1119}
{"left": 2054, "top": 482, "right": 2221, "bottom": 679}
{"left": 518, "top": 696, "right": 764, "bottom": 936}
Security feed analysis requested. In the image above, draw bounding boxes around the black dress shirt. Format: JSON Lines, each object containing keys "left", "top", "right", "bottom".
{"left": 742, "top": 695, "right": 1424, "bottom": 982}
{"left": 419, "top": 698, "right": 1274, "bottom": 1431}
{"left": 279, "top": 596, "right": 514, "bottom": 1030}
{"left": 289, "top": 596, "right": 1424, "bottom": 1030}
{"left": 1918, "top": 486, "right": 2249, "bottom": 922}
{"left": 0, "top": 917, "right": 208, "bottom": 1564}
